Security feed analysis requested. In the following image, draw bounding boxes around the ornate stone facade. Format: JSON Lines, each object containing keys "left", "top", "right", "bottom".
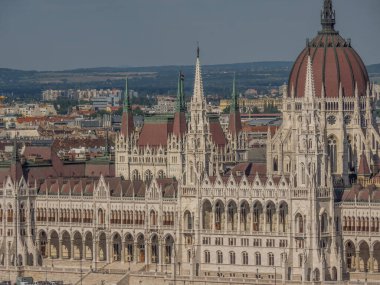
{"left": 0, "top": 0, "right": 379, "bottom": 284}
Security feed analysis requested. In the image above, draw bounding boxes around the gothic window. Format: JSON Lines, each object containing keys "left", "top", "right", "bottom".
{"left": 144, "top": 170, "right": 153, "bottom": 182}
{"left": 132, "top": 170, "right": 140, "bottom": 180}
{"left": 327, "top": 115, "right": 336, "bottom": 125}
{"left": 157, "top": 170, "right": 165, "bottom": 179}
{"left": 229, "top": 251, "right": 236, "bottom": 264}
{"left": 347, "top": 136, "right": 354, "bottom": 171}
{"left": 255, "top": 252, "right": 261, "bottom": 265}
{"left": 273, "top": 157, "right": 278, "bottom": 172}
{"left": 242, "top": 252, "right": 248, "bottom": 265}
{"left": 344, "top": 115, "right": 351, "bottom": 125}
{"left": 204, "top": 251, "right": 210, "bottom": 263}
{"left": 328, "top": 136, "right": 337, "bottom": 173}
{"left": 215, "top": 202, "right": 223, "bottom": 230}
{"left": 320, "top": 212, "right": 328, "bottom": 233}
{"left": 217, "top": 251, "right": 223, "bottom": 264}
{"left": 268, "top": 253, "right": 274, "bottom": 266}
{"left": 296, "top": 214, "right": 304, "bottom": 234}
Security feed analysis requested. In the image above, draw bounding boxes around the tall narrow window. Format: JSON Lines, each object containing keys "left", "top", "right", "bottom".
{"left": 328, "top": 136, "right": 337, "bottom": 173}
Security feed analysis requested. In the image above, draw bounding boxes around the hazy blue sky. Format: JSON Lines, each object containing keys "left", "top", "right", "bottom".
{"left": 0, "top": 0, "right": 378, "bottom": 71}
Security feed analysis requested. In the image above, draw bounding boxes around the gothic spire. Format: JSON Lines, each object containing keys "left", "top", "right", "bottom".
{"left": 193, "top": 45, "right": 205, "bottom": 104}
{"left": 176, "top": 72, "right": 185, "bottom": 112}
{"left": 121, "top": 77, "right": 134, "bottom": 137}
{"left": 230, "top": 73, "right": 239, "bottom": 113}
{"left": 123, "top": 77, "right": 131, "bottom": 112}
{"left": 228, "top": 73, "right": 242, "bottom": 135}
{"left": 321, "top": 0, "right": 336, "bottom": 33}
{"left": 304, "top": 55, "right": 316, "bottom": 101}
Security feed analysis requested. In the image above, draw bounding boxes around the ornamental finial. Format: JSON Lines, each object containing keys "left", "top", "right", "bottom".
{"left": 321, "top": 0, "right": 336, "bottom": 33}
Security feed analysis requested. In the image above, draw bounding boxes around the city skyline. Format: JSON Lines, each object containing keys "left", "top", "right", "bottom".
{"left": 0, "top": 0, "right": 379, "bottom": 71}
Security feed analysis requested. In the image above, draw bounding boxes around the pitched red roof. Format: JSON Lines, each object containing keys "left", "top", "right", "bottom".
{"left": 209, "top": 118, "right": 226, "bottom": 146}
{"left": 172, "top": 112, "right": 187, "bottom": 137}
{"left": 228, "top": 111, "right": 242, "bottom": 135}
{"left": 358, "top": 152, "right": 371, "bottom": 176}
{"left": 121, "top": 111, "right": 134, "bottom": 137}
{"left": 138, "top": 117, "right": 173, "bottom": 147}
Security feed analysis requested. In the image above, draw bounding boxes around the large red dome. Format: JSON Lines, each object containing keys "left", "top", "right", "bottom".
{"left": 288, "top": 1, "right": 369, "bottom": 98}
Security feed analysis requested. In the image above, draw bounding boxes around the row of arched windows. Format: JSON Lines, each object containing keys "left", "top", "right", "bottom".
{"left": 0, "top": 205, "right": 14, "bottom": 223}
{"left": 342, "top": 216, "right": 380, "bottom": 232}
{"left": 205, "top": 251, "right": 274, "bottom": 266}
{"left": 36, "top": 208, "right": 94, "bottom": 223}
{"left": 132, "top": 169, "right": 166, "bottom": 181}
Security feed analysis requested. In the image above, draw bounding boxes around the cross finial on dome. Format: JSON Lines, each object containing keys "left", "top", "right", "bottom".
{"left": 321, "top": 0, "right": 336, "bottom": 33}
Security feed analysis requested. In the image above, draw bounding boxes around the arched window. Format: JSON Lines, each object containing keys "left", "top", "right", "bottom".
{"left": 229, "top": 251, "right": 236, "bottom": 264}
{"left": 320, "top": 212, "right": 328, "bottom": 233}
{"left": 132, "top": 170, "right": 140, "bottom": 180}
{"left": 296, "top": 214, "right": 304, "bottom": 234}
{"left": 242, "top": 252, "right": 248, "bottom": 265}
{"left": 328, "top": 136, "right": 337, "bottom": 173}
{"left": 204, "top": 251, "right": 210, "bottom": 263}
{"left": 255, "top": 252, "right": 261, "bottom": 265}
{"left": 268, "top": 253, "right": 274, "bottom": 266}
{"left": 144, "top": 170, "right": 153, "bottom": 182}
{"left": 157, "top": 170, "right": 165, "bottom": 179}
{"left": 273, "top": 157, "right": 278, "bottom": 172}
{"left": 217, "top": 251, "right": 223, "bottom": 264}
{"left": 215, "top": 202, "right": 223, "bottom": 230}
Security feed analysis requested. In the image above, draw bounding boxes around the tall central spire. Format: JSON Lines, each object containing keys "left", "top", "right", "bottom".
{"left": 193, "top": 45, "right": 205, "bottom": 104}
{"left": 123, "top": 77, "right": 131, "bottom": 112}
{"left": 320, "top": 0, "right": 336, "bottom": 33}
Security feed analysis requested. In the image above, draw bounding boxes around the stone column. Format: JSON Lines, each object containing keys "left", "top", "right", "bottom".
{"left": 71, "top": 239, "right": 74, "bottom": 260}
{"left": 59, "top": 240, "right": 63, "bottom": 260}
{"left": 370, "top": 251, "right": 374, "bottom": 273}
{"left": 159, "top": 240, "right": 163, "bottom": 270}
{"left": 237, "top": 210, "right": 241, "bottom": 233}
{"left": 47, "top": 239, "right": 51, "bottom": 258}
{"left": 212, "top": 206, "right": 215, "bottom": 231}
{"left": 225, "top": 209, "right": 228, "bottom": 233}
{"left": 199, "top": 205, "right": 203, "bottom": 230}
{"left": 34, "top": 239, "right": 39, "bottom": 266}
{"left": 82, "top": 241, "right": 86, "bottom": 260}
{"left": 145, "top": 241, "right": 149, "bottom": 266}
{"left": 355, "top": 251, "right": 360, "bottom": 272}
{"left": 121, "top": 241, "right": 125, "bottom": 264}
{"left": 107, "top": 239, "right": 111, "bottom": 263}
{"left": 263, "top": 208, "right": 267, "bottom": 233}
{"left": 133, "top": 242, "right": 138, "bottom": 264}
{"left": 276, "top": 206, "right": 280, "bottom": 234}
{"left": 92, "top": 240, "right": 97, "bottom": 269}
{"left": 250, "top": 209, "right": 254, "bottom": 234}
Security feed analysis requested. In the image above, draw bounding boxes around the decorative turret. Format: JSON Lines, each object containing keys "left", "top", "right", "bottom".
{"left": 320, "top": 0, "right": 336, "bottom": 33}
{"left": 228, "top": 74, "right": 242, "bottom": 135}
{"left": 10, "top": 137, "right": 22, "bottom": 182}
{"left": 173, "top": 72, "right": 187, "bottom": 137}
{"left": 121, "top": 77, "right": 134, "bottom": 138}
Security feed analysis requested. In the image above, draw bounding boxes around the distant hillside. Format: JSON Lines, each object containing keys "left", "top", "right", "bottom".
{"left": 367, "top": 64, "right": 380, "bottom": 74}
{"left": 1, "top": 61, "right": 378, "bottom": 101}
{"left": 0, "top": 61, "right": 293, "bottom": 101}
